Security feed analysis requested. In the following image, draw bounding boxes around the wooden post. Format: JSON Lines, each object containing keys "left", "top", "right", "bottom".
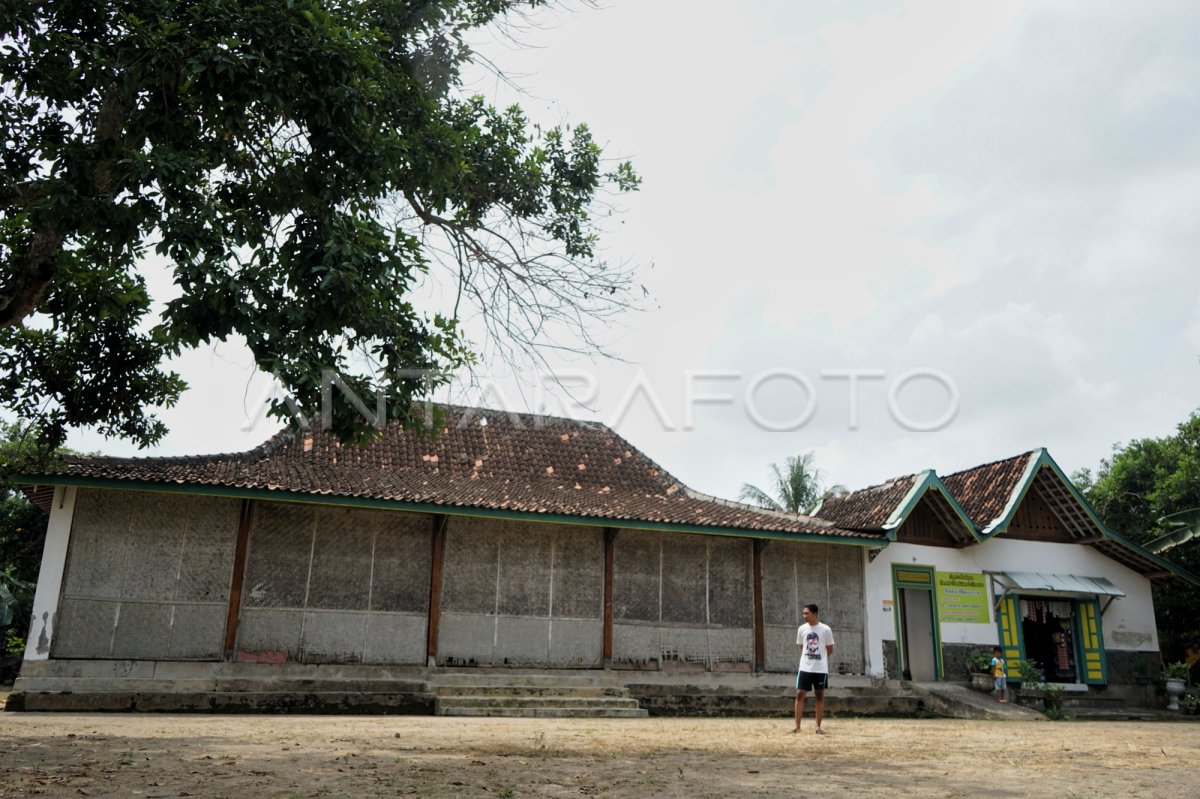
{"left": 753, "top": 539, "right": 766, "bottom": 672}
{"left": 223, "top": 499, "right": 254, "bottom": 656}
{"left": 603, "top": 527, "right": 617, "bottom": 667}
{"left": 426, "top": 514, "right": 447, "bottom": 666}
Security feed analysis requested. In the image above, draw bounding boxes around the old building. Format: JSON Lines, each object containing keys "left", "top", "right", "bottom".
{"left": 812, "top": 449, "right": 1198, "bottom": 697}
{"left": 14, "top": 408, "right": 1195, "bottom": 712}
{"left": 16, "top": 406, "right": 875, "bottom": 710}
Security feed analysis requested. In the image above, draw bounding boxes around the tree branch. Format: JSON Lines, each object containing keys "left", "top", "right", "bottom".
{"left": 0, "top": 229, "right": 63, "bottom": 329}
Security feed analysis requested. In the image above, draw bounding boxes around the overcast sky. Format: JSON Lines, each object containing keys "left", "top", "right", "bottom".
{"left": 66, "top": 0, "right": 1200, "bottom": 503}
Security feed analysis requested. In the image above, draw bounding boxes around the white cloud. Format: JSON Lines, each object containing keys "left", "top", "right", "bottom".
{"left": 61, "top": 1, "right": 1200, "bottom": 506}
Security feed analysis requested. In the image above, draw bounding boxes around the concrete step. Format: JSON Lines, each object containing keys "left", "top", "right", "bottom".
{"left": 1060, "top": 695, "right": 1128, "bottom": 709}
{"left": 905, "top": 683, "right": 1043, "bottom": 720}
{"left": 436, "top": 695, "right": 641, "bottom": 711}
{"left": 10, "top": 690, "right": 434, "bottom": 714}
{"left": 434, "top": 685, "right": 628, "bottom": 698}
{"left": 14, "top": 676, "right": 430, "bottom": 694}
{"left": 437, "top": 705, "right": 647, "bottom": 718}
{"left": 433, "top": 672, "right": 625, "bottom": 689}
{"left": 1014, "top": 693, "right": 1127, "bottom": 711}
{"left": 430, "top": 671, "right": 644, "bottom": 718}
{"left": 631, "top": 691, "right": 929, "bottom": 718}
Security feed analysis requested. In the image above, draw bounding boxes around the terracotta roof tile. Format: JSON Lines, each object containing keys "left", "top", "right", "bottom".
{"left": 51, "top": 405, "right": 878, "bottom": 541}
{"left": 940, "top": 451, "right": 1038, "bottom": 529}
{"left": 812, "top": 475, "right": 921, "bottom": 531}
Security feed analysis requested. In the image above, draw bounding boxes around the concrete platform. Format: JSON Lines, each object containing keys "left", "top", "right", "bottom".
{"left": 5, "top": 660, "right": 1185, "bottom": 720}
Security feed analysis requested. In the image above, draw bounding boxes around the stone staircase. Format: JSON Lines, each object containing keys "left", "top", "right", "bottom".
{"left": 432, "top": 670, "right": 647, "bottom": 718}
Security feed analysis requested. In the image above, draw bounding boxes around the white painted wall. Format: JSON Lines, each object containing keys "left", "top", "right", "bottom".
{"left": 23, "top": 486, "right": 77, "bottom": 661}
{"left": 864, "top": 537, "right": 1159, "bottom": 678}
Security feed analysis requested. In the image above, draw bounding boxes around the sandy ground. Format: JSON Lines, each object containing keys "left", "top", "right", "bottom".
{"left": 2, "top": 710, "right": 1198, "bottom": 799}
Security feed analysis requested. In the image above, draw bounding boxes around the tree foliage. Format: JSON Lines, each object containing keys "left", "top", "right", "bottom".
{"left": 1078, "top": 410, "right": 1200, "bottom": 663}
{"left": 1, "top": 0, "right": 639, "bottom": 450}
{"left": 739, "top": 452, "right": 838, "bottom": 515}
{"left": 0, "top": 422, "right": 55, "bottom": 676}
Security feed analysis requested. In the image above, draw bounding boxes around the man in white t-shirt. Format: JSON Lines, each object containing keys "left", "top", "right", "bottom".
{"left": 792, "top": 603, "right": 835, "bottom": 734}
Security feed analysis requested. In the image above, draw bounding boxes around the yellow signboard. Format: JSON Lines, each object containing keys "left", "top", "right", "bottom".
{"left": 934, "top": 571, "right": 990, "bottom": 624}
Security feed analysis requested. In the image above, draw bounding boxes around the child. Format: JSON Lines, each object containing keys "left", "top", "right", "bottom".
{"left": 991, "top": 646, "right": 1008, "bottom": 703}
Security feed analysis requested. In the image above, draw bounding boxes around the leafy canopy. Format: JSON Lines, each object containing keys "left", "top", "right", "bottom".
{"left": 1076, "top": 410, "right": 1200, "bottom": 663}
{"left": 0, "top": 422, "right": 57, "bottom": 669}
{"left": 0, "top": 0, "right": 639, "bottom": 450}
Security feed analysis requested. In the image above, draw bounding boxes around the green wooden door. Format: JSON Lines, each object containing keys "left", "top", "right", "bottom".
{"left": 1075, "top": 598, "right": 1108, "bottom": 685}
{"left": 995, "top": 594, "right": 1026, "bottom": 680}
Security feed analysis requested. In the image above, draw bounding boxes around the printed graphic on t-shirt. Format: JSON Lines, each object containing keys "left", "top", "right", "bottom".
{"left": 805, "top": 632, "right": 823, "bottom": 662}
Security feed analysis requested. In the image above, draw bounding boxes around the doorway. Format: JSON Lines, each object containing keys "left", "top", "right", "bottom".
{"left": 1020, "top": 598, "right": 1078, "bottom": 684}
{"left": 899, "top": 588, "right": 937, "bottom": 681}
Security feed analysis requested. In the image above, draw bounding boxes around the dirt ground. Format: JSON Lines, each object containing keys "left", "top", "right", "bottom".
{"left": 2, "top": 708, "right": 1198, "bottom": 799}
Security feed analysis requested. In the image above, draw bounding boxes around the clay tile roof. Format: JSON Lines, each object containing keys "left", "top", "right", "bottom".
{"left": 941, "top": 451, "right": 1038, "bottom": 529}
{"left": 49, "top": 405, "right": 879, "bottom": 541}
{"left": 812, "top": 475, "right": 922, "bottom": 531}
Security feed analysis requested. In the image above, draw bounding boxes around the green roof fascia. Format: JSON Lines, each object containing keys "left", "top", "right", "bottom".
{"left": 978, "top": 449, "right": 1044, "bottom": 538}
{"left": 17, "top": 475, "right": 887, "bottom": 548}
{"left": 880, "top": 471, "right": 982, "bottom": 543}
{"left": 1034, "top": 453, "right": 1200, "bottom": 588}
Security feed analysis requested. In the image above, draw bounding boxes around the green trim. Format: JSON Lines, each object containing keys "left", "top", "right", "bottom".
{"left": 975, "top": 451, "right": 1200, "bottom": 587}
{"left": 15, "top": 475, "right": 886, "bottom": 547}
{"left": 890, "top": 563, "right": 944, "bottom": 680}
{"left": 882, "top": 471, "right": 982, "bottom": 543}
{"left": 928, "top": 482, "right": 983, "bottom": 542}
{"left": 882, "top": 473, "right": 929, "bottom": 535}
{"left": 1035, "top": 453, "right": 1200, "bottom": 586}
{"left": 979, "top": 449, "right": 1044, "bottom": 538}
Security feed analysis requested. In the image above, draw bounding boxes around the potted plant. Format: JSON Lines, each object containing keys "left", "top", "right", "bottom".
{"left": 1038, "top": 682, "right": 1065, "bottom": 713}
{"left": 966, "top": 651, "right": 995, "bottom": 692}
{"left": 1180, "top": 694, "right": 1199, "bottom": 716}
{"left": 1012, "top": 658, "right": 1044, "bottom": 707}
{"left": 1163, "top": 662, "right": 1191, "bottom": 711}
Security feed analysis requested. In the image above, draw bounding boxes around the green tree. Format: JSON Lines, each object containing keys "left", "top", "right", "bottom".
{"left": 0, "top": 422, "right": 57, "bottom": 679}
{"left": 1, "top": 0, "right": 639, "bottom": 450}
{"left": 1079, "top": 411, "right": 1200, "bottom": 664}
{"left": 739, "top": 452, "right": 839, "bottom": 515}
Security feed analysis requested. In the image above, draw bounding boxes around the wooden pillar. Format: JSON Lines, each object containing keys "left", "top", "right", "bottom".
{"left": 603, "top": 527, "right": 617, "bottom": 666}
{"left": 753, "top": 539, "right": 766, "bottom": 672}
{"left": 426, "top": 514, "right": 447, "bottom": 666}
{"left": 223, "top": 498, "right": 254, "bottom": 656}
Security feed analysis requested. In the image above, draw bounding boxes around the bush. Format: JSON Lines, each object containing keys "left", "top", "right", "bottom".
{"left": 966, "top": 651, "right": 995, "bottom": 674}
{"left": 1163, "top": 661, "right": 1192, "bottom": 681}
{"left": 1015, "top": 658, "right": 1043, "bottom": 684}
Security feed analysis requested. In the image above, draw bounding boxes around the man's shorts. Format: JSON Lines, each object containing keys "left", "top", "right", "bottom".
{"left": 796, "top": 670, "right": 829, "bottom": 691}
{"left": 994, "top": 676, "right": 1007, "bottom": 692}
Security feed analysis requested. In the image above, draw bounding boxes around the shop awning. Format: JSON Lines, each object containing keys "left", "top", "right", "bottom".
{"left": 995, "top": 572, "right": 1126, "bottom": 598}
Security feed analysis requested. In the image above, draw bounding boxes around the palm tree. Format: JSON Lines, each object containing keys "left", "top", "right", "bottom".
{"left": 739, "top": 452, "right": 839, "bottom": 515}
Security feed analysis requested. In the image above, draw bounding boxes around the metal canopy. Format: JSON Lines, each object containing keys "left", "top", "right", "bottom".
{"left": 996, "top": 572, "right": 1126, "bottom": 598}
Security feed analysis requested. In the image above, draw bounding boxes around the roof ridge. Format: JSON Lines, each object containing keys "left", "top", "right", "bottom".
{"left": 942, "top": 449, "right": 1040, "bottom": 481}
{"left": 680, "top": 487, "right": 834, "bottom": 527}
{"left": 820, "top": 472, "right": 923, "bottom": 502}
{"left": 63, "top": 427, "right": 296, "bottom": 467}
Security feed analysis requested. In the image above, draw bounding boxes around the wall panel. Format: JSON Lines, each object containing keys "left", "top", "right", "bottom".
{"left": 52, "top": 490, "right": 240, "bottom": 661}
{"left": 761, "top": 541, "right": 866, "bottom": 673}
{"left": 437, "top": 518, "right": 603, "bottom": 667}
{"left": 236, "top": 504, "right": 430, "bottom": 664}
{"left": 612, "top": 530, "right": 755, "bottom": 671}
